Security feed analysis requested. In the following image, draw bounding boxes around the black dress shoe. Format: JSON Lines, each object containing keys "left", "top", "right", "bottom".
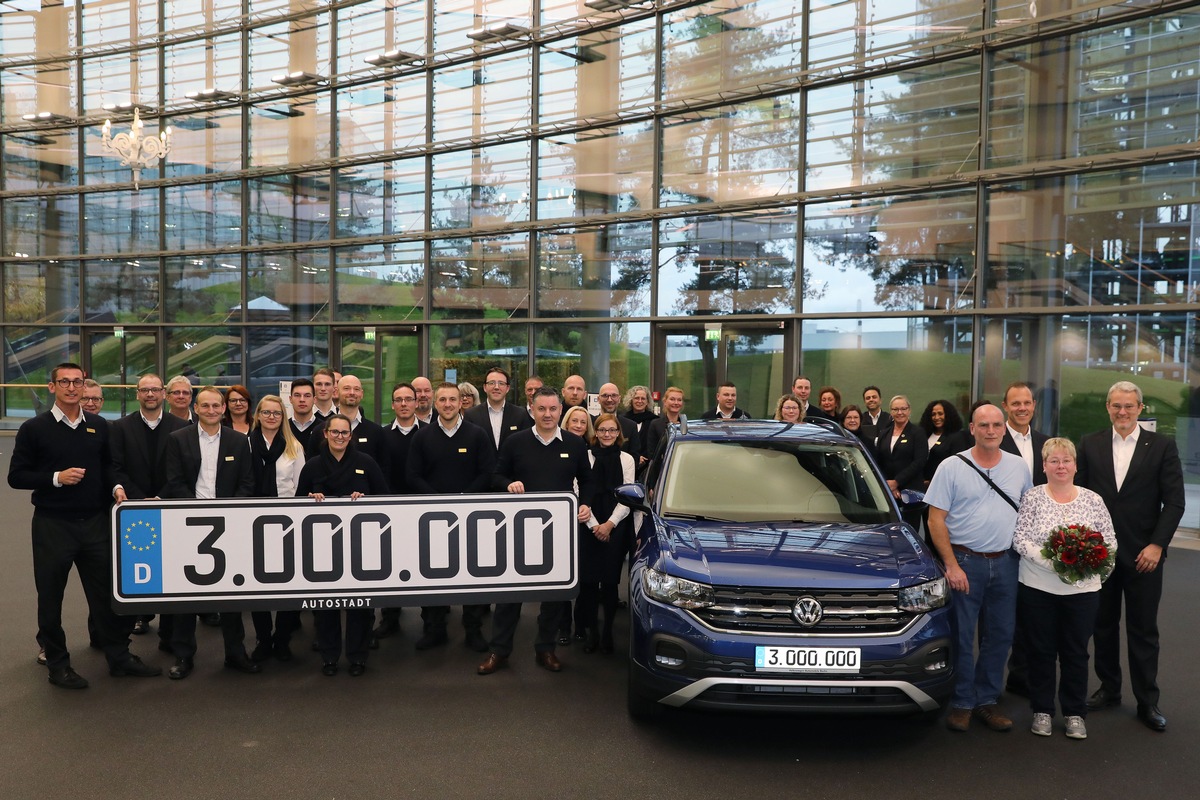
{"left": 274, "top": 642, "right": 293, "bottom": 662}
{"left": 224, "top": 652, "right": 262, "bottom": 674}
{"left": 131, "top": 619, "right": 151, "bottom": 635}
{"left": 1087, "top": 686, "right": 1122, "bottom": 710}
{"left": 599, "top": 630, "right": 614, "bottom": 655}
{"left": 109, "top": 655, "right": 162, "bottom": 678}
{"left": 1137, "top": 704, "right": 1167, "bottom": 731}
{"left": 321, "top": 662, "right": 338, "bottom": 677}
{"left": 48, "top": 666, "right": 89, "bottom": 689}
{"left": 250, "top": 641, "right": 274, "bottom": 662}
{"left": 200, "top": 613, "right": 222, "bottom": 627}
{"left": 168, "top": 658, "right": 194, "bottom": 680}
{"left": 464, "top": 629, "right": 489, "bottom": 653}
{"left": 582, "top": 629, "right": 599, "bottom": 654}
{"left": 369, "top": 635, "right": 380, "bottom": 650}
{"left": 348, "top": 662, "right": 366, "bottom": 677}
{"left": 556, "top": 634, "right": 571, "bottom": 647}
{"left": 372, "top": 620, "right": 400, "bottom": 639}
{"left": 414, "top": 629, "right": 449, "bottom": 651}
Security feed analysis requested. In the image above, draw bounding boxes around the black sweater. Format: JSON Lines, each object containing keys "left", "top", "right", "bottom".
{"left": 296, "top": 449, "right": 389, "bottom": 498}
{"left": 407, "top": 420, "right": 496, "bottom": 494}
{"left": 493, "top": 428, "right": 595, "bottom": 506}
{"left": 8, "top": 410, "right": 115, "bottom": 517}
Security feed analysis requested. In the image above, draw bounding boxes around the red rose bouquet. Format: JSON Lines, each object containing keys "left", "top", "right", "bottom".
{"left": 1040, "top": 523, "right": 1115, "bottom": 584}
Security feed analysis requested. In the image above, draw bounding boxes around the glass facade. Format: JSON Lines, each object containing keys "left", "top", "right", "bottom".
{"left": 2, "top": 0, "right": 1199, "bottom": 526}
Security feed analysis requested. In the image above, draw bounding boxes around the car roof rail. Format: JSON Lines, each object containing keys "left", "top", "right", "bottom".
{"left": 679, "top": 414, "right": 688, "bottom": 436}
{"left": 804, "top": 416, "right": 845, "bottom": 435}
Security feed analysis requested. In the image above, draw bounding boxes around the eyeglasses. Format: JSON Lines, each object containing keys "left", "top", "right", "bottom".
{"left": 55, "top": 378, "right": 85, "bottom": 388}
{"left": 327, "top": 429, "right": 352, "bottom": 438}
{"left": 259, "top": 410, "right": 283, "bottom": 419}
{"left": 137, "top": 387, "right": 164, "bottom": 394}
{"left": 484, "top": 380, "right": 508, "bottom": 387}
{"left": 890, "top": 406, "right": 910, "bottom": 412}
{"left": 82, "top": 397, "right": 103, "bottom": 405}
{"left": 1108, "top": 403, "right": 1140, "bottom": 412}
{"left": 596, "top": 427, "right": 620, "bottom": 434}
{"left": 227, "top": 397, "right": 248, "bottom": 404}
{"left": 168, "top": 389, "right": 192, "bottom": 397}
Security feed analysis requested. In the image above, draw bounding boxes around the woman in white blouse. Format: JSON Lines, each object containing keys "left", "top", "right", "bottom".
{"left": 248, "top": 395, "right": 306, "bottom": 662}
{"left": 1012, "top": 437, "right": 1117, "bottom": 740}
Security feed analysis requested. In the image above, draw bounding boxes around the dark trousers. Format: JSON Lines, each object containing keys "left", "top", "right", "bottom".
{"left": 169, "top": 612, "right": 250, "bottom": 660}
{"left": 1019, "top": 583, "right": 1100, "bottom": 718}
{"left": 421, "top": 605, "right": 486, "bottom": 632}
{"left": 1094, "top": 559, "right": 1164, "bottom": 706}
{"left": 314, "top": 610, "right": 372, "bottom": 664}
{"left": 251, "top": 610, "right": 301, "bottom": 646}
{"left": 31, "top": 512, "right": 131, "bottom": 669}
{"left": 488, "top": 602, "right": 562, "bottom": 657}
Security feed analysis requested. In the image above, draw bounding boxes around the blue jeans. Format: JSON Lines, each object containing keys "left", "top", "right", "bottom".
{"left": 949, "top": 549, "right": 1019, "bottom": 709}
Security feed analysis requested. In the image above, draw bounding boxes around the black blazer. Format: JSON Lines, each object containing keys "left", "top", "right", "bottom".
{"left": 802, "top": 404, "right": 834, "bottom": 422}
{"left": 163, "top": 425, "right": 255, "bottom": 499}
{"left": 1000, "top": 427, "right": 1050, "bottom": 486}
{"left": 700, "top": 407, "right": 750, "bottom": 420}
{"left": 464, "top": 402, "right": 533, "bottom": 454}
{"left": 923, "top": 429, "right": 968, "bottom": 484}
{"left": 306, "top": 414, "right": 390, "bottom": 475}
{"left": 1076, "top": 428, "right": 1185, "bottom": 570}
{"left": 873, "top": 421, "right": 928, "bottom": 492}
{"left": 111, "top": 412, "right": 190, "bottom": 499}
{"left": 860, "top": 410, "right": 892, "bottom": 444}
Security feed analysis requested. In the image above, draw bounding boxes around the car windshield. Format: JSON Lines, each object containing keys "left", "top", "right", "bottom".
{"left": 659, "top": 440, "right": 894, "bottom": 525}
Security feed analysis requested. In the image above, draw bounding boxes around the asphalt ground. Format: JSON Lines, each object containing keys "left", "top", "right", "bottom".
{"left": 1, "top": 444, "right": 1197, "bottom": 800}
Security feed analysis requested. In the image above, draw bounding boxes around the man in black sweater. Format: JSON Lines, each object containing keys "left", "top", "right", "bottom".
{"left": 700, "top": 382, "right": 749, "bottom": 420}
{"left": 477, "top": 387, "right": 595, "bottom": 676}
{"left": 8, "top": 363, "right": 162, "bottom": 689}
{"left": 306, "top": 375, "right": 389, "bottom": 474}
{"left": 373, "top": 381, "right": 423, "bottom": 640}
{"left": 287, "top": 378, "right": 321, "bottom": 451}
{"left": 407, "top": 382, "right": 497, "bottom": 651}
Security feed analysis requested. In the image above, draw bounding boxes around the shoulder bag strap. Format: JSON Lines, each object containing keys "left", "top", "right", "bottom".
{"left": 954, "top": 453, "right": 1019, "bottom": 512}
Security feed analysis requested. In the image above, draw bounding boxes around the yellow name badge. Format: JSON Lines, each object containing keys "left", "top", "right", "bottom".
{"left": 458, "top": 448, "right": 468, "bottom": 453}
{"left": 358, "top": 437, "right": 368, "bottom": 443}
{"left": 355, "top": 468, "right": 365, "bottom": 474}
{"left": 560, "top": 452, "right": 569, "bottom": 458}
{"left": 225, "top": 455, "right": 235, "bottom": 461}
{"left": 86, "top": 428, "right": 96, "bottom": 434}
{"left": 509, "top": 425, "right": 518, "bottom": 430}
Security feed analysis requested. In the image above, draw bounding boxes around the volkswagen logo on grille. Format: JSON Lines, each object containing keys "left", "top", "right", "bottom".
{"left": 792, "top": 596, "right": 823, "bottom": 627}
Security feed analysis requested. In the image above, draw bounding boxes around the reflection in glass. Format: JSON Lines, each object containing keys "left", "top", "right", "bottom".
{"left": 83, "top": 190, "right": 161, "bottom": 254}
{"left": 249, "top": 94, "right": 332, "bottom": 167}
{"left": 83, "top": 259, "right": 161, "bottom": 323}
{"left": 431, "top": 233, "right": 530, "bottom": 319}
{"left": 538, "top": 20, "right": 656, "bottom": 125}
{"left": 3, "top": 125, "right": 78, "bottom": 189}
{"left": 164, "top": 181, "right": 243, "bottom": 250}
{"left": 537, "top": 224, "right": 651, "bottom": 318}
{"left": 803, "top": 191, "right": 976, "bottom": 314}
{"left": 247, "top": 250, "right": 329, "bottom": 323}
{"left": 2, "top": 326, "right": 80, "bottom": 418}
{"left": 248, "top": 14, "right": 330, "bottom": 91}
{"left": 336, "top": 160, "right": 426, "bottom": 239}
{"left": 166, "top": 326, "right": 243, "bottom": 388}
{"left": 538, "top": 124, "right": 653, "bottom": 219}
{"left": 534, "top": 321, "right": 651, "bottom": 395}
{"left": 428, "top": 322, "right": 529, "bottom": 392}
{"left": 247, "top": 172, "right": 332, "bottom": 243}
{"left": 2, "top": 261, "right": 79, "bottom": 324}
{"left": 658, "top": 210, "right": 796, "bottom": 317}
{"left": 2, "top": 196, "right": 77, "bottom": 257}
{"left": 164, "top": 256, "right": 243, "bottom": 323}
{"left": 334, "top": 242, "right": 424, "bottom": 323}
{"left": 432, "top": 51, "right": 531, "bottom": 141}
{"left": 431, "top": 143, "right": 530, "bottom": 229}
{"left": 808, "top": 0, "right": 980, "bottom": 75}
{"left": 337, "top": 75, "right": 427, "bottom": 156}
{"left": 164, "top": 108, "right": 244, "bottom": 178}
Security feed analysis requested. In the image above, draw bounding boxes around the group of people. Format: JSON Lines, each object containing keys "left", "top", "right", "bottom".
{"left": 9, "top": 364, "right": 1187, "bottom": 742}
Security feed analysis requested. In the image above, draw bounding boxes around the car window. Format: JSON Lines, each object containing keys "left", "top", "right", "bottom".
{"left": 659, "top": 440, "right": 893, "bottom": 524}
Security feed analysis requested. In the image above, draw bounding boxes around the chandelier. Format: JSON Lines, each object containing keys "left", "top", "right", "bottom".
{"left": 101, "top": 107, "right": 172, "bottom": 190}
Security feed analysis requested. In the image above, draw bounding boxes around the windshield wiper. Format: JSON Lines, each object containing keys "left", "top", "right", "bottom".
{"left": 663, "top": 512, "right": 735, "bottom": 523}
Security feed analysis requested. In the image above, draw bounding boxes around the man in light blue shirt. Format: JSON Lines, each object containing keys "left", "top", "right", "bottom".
{"left": 926, "top": 402, "right": 1032, "bottom": 733}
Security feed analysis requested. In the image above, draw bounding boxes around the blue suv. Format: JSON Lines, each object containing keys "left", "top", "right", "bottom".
{"left": 617, "top": 419, "right": 953, "bottom": 719}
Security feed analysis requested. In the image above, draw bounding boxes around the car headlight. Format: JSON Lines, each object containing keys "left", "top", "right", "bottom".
{"left": 898, "top": 577, "right": 948, "bottom": 612}
{"left": 642, "top": 567, "right": 715, "bottom": 609}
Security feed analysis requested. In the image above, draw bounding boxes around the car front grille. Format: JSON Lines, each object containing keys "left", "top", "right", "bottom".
{"left": 692, "top": 587, "right": 916, "bottom": 635}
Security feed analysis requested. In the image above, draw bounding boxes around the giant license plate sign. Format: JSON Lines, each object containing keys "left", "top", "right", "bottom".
{"left": 112, "top": 493, "right": 577, "bottom": 612}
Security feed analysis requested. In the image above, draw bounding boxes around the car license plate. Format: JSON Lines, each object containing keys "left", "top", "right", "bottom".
{"left": 754, "top": 646, "right": 861, "bottom": 673}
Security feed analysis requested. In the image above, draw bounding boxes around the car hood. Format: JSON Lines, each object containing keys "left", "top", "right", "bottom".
{"left": 654, "top": 520, "right": 939, "bottom": 589}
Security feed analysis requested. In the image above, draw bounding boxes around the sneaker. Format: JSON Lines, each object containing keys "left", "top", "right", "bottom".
{"left": 1030, "top": 712, "right": 1052, "bottom": 736}
{"left": 1064, "top": 715, "right": 1087, "bottom": 739}
{"left": 37, "top": 648, "right": 47, "bottom": 666}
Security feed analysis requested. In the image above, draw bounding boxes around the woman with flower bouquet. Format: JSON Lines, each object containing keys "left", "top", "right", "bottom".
{"left": 1012, "top": 437, "right": 1117, "bottom": 740}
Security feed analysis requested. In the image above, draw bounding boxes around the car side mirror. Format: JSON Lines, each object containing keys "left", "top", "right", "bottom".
{"left": 614, "top": 482, "right": 651, "bottom": 513}
{"left": 898, "top": 489, "right": 926, "bottom": 507}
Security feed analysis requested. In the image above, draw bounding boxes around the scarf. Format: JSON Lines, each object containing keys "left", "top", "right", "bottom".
{"left": 249, "top": 429, "right": 285, "bottom": 497}
{"left": 590, "top": 441, "right": 625, "bottom": 522}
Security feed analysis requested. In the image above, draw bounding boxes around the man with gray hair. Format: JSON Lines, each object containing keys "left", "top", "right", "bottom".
{"left": 1077, "top": 381, "right": 1185, "bottom": 732}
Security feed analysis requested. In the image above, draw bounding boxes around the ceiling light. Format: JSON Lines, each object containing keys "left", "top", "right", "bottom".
{"left": 365, "top": 49, "right": 423, "bottom": 68}
{"left": 271, "top": 71, "right": 327, "bottom": 87}
{"left": 467, "top": 22, "right": 529, "bottom": 42}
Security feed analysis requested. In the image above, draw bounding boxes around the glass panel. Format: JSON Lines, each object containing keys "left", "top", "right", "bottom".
{"left": 337, "top": 74, "right": 427, "bottom": 156}
{"left": 248, "top": 14, "right": 331, "bottom": 91}
{"left": 803, "top": 190, "right": 977, "bottom": 314}
{"left": 0, "top": 61, "right": 75, "bottom": 126}
{"left": 164, "top": 34, "right": 242, "bottom": 102}
{"left": 334, "top": 242, "right": 424, "bottom": 323}
{"left": 85, "top": 114, "right": 170, "bottom": 186}
{"left": 800, "top": 315, "right": 975, "bottom": 423}
{"left": 165, "top": 326, "right": 243, "bottom": 389}
{"left": 433, "top": 0, "right": 531, "bottom": 53}
{"left": 246, "top": 325, "right": 328, "bottom": 401}
{"left": 378, "top": 330, "right": 422, "bottom": 420}
{"left": 430, "top": 232, "right": 530, "bottom": 319}
{"left": 164, "top": 180, "right": 243, "bottom": 249}
{"left": 2, "top": 196, "right": 78, "bottom": 256}
{"left": 2, "top": 326, "right": 80, "bottom": 420}
{"left": 247, "top": 250, "right": 330, "bottom": 323}
{"left": 3, "top": 260, "right": 79, "bottom": 323}
{"left": 335, "top": 160, "right": 427, "bottom": 239}
{"left": 338, "top": 0, "right": 427, "bottom": 73}
{"left": 660, "top": 96, "right": 800, "bottom": 206}
{"left": 534, "top": 321, "right": 651, "bottom": 395}
{"left": 168, "top": 0, "right": 244, "bottom": 30}
{"left": 81, "top": 52, "right": 160, "bottom": 116}
{"left": 87, "top": 329, "right": 159, "bottom": 417}
{"left": 164, "top": 255, "right": 243, "bottom": 323}
{"left": 248, "top": 94, "right": 332, "bottom": 168}
{"left": 164, "top": 108, "right": 244, "bottom": 178}
{"left": 338, "top": 331, "right": 378, "bottom": 421}
{"left": 431, "top": 142, "right": 530, "bottom": 229}
{"left": 662, "top": 0, "right": 805, "bottom": 104}
{"left": 538, "top": 123, "right": 654, "bottom": 219}
{"left": 82, "top": 258, "right": 160, "bottom": 323}
{"left": 989, "top": 0, "right": 1179, "bottom": 42}
{"left": 428, "top": 322, "right": 529, "bottom": 391}
{"left": 807, "top": 59, "right": 982, "bottom": 191}
{"left": 81, "top": 0, "right": 161, "bottom": 49}
{"left": 82, "top": 190, "right": 160, "bottom": 253}
{"left": 536, "top": 223, "right": 652, "bottom": 317}
{"left": 247, "top": 172, "right": 332, "bottom": 244}
{"left": 3, "top": 130, "right": 79, "bottom": 190}
{"left": 538, "top": 19, "right": 656, "bottom": 124}
{"left": 985, "top": 164, "right": 1200, "bottom": 309}
{"left": 658, "top": 210, "right": 797, "bottom": 317}
{"left": 662, "top": 332, "right": 717, "bottom": 417}
{"left": 725, "top": 330, "right": 786, "bottom": 419}
{"left": 432, "top": 50, "right": 531, "bottom": 140}
{"left": 808, "top": 0, "right": 983, "bottom": 75}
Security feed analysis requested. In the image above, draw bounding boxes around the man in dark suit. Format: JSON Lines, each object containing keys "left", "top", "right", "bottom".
{"left": 110, "top": 373, "right": 190, "bottom": 640}
{"left": 1077, "top": 380, "right": 1185, "bottom": 732}
{"left": 593, "top": 382, "right": 639, "bottom": 460}
{"left": 464, "top": 367, "right": 533, "bottom": 454}
{"left": 998, "top": 381, "right": 1050, "bottom": 697}
{"left": 860, "top": 385, "right": 891, "bottom": 442}
{"left": 792, "top": 376, "right": 833, "bottom": 421}
{"left": 700, "top": 383, "right": 749, "bottom": 420}
{"left": 162, "top": 385, "right": 257, "bottom": 679}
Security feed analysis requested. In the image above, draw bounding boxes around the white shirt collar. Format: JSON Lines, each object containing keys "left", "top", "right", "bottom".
{"left": 140, "top": 411, "right": 163, "bottom": 430}
{"left": 51, "top": 403, "right": 83, "bottom": 429}
{"left": 438, "top": 415, "right": 463, "bottom": 436}
{"left": 1006, "top": 423, "right": 1032, "bottom": 442}
{"left": 533, "top": 427, "right": 563, "bottom": 446}
{"left": 392, "top": 418, "right": 418, "bottom": 434}
{"left": 1112, "top": 425, "right": 1141, "bottom": 446}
